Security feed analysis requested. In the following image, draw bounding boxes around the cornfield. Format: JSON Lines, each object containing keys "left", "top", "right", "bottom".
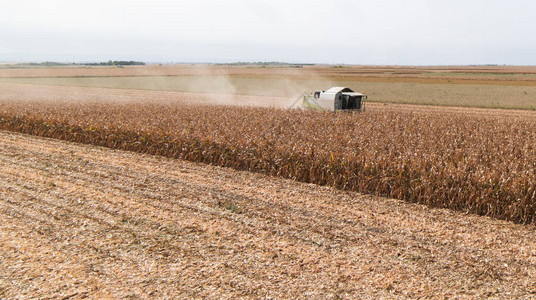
{"left": 1, "top": 99, "right": 535, "bottom": 224}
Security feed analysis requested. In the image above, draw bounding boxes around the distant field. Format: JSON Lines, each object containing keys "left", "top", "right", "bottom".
{"left": 2, "top": 64, "right": 536, "bottom": 79}
{"left": 2, "top": 74, "right": 536, "bottom": 109}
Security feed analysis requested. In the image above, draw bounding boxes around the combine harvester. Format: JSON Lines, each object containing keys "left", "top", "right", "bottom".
{"left": 290, "top": 87, "right": 367, "bottom": 112}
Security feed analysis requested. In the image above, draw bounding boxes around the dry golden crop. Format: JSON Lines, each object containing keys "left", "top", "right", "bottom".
{"left": 1, "top": 99, "right": 535, "bottom": 224}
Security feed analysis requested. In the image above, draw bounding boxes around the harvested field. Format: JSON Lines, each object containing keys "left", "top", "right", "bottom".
{"left": 3, "top": 76, "right": 536, "bottom": 109}
{"left": 1, "top": 130, "right": 536, "bottom": 298}
{"left": 3, "top": 64, "right": 536, "bottom": 81}
{"left": 2, "top": 64, "right": 536, "bottom": 109}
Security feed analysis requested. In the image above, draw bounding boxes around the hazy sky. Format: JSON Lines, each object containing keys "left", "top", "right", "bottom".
{"left": 1, "top": 0, "right": 535, "bottom": 65}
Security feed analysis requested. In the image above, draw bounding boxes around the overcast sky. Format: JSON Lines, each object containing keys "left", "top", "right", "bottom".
{"left": 1, "top": 0, "right": 535, "bottom": 65}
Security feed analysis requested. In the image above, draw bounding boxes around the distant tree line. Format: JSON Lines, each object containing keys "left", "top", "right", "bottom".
{"left": 215, "top": 62, "right": 315, "bottom": 68}
{"left": 85, "top": 60, "right": 146, "bottom": 66}
{"left": 16, "top": 62, "right": 70, "bottom": 66}
{"left": 15, "top": 60, "right": 146, "bottom": 67}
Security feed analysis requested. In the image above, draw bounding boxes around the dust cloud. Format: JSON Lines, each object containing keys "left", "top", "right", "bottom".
{"left": 0, "top": 65, "right": 342, "bottom": 108}
{"left": 143, "top": 64, "right": 339, "bottom": 108}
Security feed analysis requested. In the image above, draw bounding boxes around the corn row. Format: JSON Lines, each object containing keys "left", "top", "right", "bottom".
{"left": 1, "top": 100, "right": 535, "bottom": 224}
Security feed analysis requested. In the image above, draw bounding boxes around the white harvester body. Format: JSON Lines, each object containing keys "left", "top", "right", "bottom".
{"left": 291, "top": 87, "right": 366, "bottom": 112}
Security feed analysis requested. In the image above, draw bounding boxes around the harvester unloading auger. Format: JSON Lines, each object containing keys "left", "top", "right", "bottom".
{"left": 290, "top": 87, "right": 366, "bottom": 112}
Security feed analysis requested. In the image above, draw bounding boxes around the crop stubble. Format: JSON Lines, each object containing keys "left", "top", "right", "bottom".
{"left": 1, "top": 130, "right": 536, "bottom": 298}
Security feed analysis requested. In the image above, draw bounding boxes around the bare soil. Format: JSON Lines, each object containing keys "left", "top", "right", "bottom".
{"left": 1, "top": 130, "right": 536, "bottom": 298}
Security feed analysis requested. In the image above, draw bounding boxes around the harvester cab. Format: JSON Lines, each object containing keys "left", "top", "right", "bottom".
{"left": 290, "top": 87, "right": 366, "bottom": 112}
